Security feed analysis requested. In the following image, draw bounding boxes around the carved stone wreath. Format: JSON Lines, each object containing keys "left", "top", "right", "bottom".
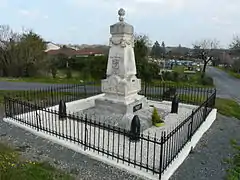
{"left": 109, "top": 37, "right": 134, "bottom": 47}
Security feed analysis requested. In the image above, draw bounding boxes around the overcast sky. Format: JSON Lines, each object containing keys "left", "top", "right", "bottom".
{"left": 1, "top": 0, "right": 239, "bottom": 48}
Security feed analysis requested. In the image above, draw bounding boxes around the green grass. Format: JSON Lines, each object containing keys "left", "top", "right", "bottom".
{"left": 0, "top": 77, "right": 84, "bottom": 84}
{"left": 215, "top": 98, "right": 240, "bottom": 120}
{"left": 217, "top": 66, "right": 240, "bottom": 79}
{"left": 0, "top": 143, "right": 74, "bottom": 180}
{"left": 151, "top": 79, "right": 214, "bottom": 88}
{"left": 0, "top": 90, "right": 87, "bottom": 105}
{"left": 0, "top": 76, "right": 211, "bottom": 87}
{"left": 173, "top": 66, "right": 185, "bottom": 73}
{"left": 225, "top": 139, "right": 240, "bottom": 180}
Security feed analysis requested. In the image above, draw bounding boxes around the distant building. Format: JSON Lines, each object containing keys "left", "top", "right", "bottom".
{"left": 46, "top": 47, "right": 104, "bottom": 58}
{"left": 44, "top": 42, "right": 60, "bottom": 52}
{"left": 75, "top": 49, "right": 104, "bottom": 57}
{"left": 46, "top": 47, "right": 76, "bottom": 58}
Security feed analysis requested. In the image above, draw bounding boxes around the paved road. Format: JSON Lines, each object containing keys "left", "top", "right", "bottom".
{"left": 206, "top": 66, "right": 240, "bottom": 103}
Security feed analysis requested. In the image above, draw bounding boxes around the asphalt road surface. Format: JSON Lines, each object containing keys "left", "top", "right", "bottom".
{"left": 206, "top": 66, "right": 240, "bottom": 103}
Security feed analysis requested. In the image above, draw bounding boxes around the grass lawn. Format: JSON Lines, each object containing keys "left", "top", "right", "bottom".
{"left": 158, "top": 65, "right": 214, "bottom": 88}
{"left": 173, "top": 65, "right": 185, "bottom": 73}
{"left": 0, "top": 90, "right": 88, "bottom": 105}
{"left": 217, "top": 66, "right": 240, "bottom": 79}
{"left": 0, "top": 68, "right": 213, "bottom": 88}
{"left": 215, "top": 98, "right": 240, "bottom": 120}
{"left": 225, "top": 139, "right": 240, "bottom": 180}
{"left": 0, "top": 69, "right": 90, "bottom": 84}
{"left": 151, "top": 79, "right": 214, "bottom": 88}
{"left": 0, "top": 142, "right": 74, "bottom": 180}
{"left": 0, "top": 76, "right": 215, "bottom": 88}
{"left": 0, "top": 77, "right": 84, "bottom": 84}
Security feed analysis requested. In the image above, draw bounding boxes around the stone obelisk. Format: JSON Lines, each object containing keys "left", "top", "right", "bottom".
{"left": 95, "top": 8, "right": 148, "bottom": 115}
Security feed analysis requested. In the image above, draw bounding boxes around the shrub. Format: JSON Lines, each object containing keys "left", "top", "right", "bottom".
{"left": 152, "top": 107, "right": 164, "bottom": 125}
{"left": 50, "top": 67, "right": 57, "bottom": 78}
{"left": 172, "top": 72, "right": 180, "bottom": 82}
{"left": 200, "top": 76, "right": 214, "bottom": 86}
{"left": 162, "top": 71, "right": 173, "bottom": 81}
{"left": 66, "top": 68, "right": 72, "bottom": 79}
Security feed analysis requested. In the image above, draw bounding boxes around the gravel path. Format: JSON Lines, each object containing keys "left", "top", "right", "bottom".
{"left": 0, "top": 106, "right": 143, "bottom": 180}
{"left": 170, "top": 114, "right": 240, "bottom": 180}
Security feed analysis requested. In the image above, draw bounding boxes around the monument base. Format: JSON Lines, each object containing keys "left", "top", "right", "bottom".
{"left": 95, "top": 94, "right": 148, "bottom": 115}
{"left": 91, "top": 94, "right": 152, "bottom": 131}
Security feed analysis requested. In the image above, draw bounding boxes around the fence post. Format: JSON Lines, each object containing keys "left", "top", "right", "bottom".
{"left": 213, "top": 89, "right": 217, "bottom": 107}
{"left": 8, "top": 97, "right": 13, "bottom": 117}
{"left": 188, "top": 111, "right": 194, "bottom": 140}
{"left": 4, "top": 96, "right": 7, "bottom": 117}
{"left": 159, "top": 132, "right": 165, "bottom": 180}
{"left": 203, "top": 100, "right": 208, "bottom": 120}
{"left": 50, "top": 87, "right": 54, "bottom": 105}
{"left": 83, "top": 83, "right": 87, "bottom": 98}
{"left": 35, "top": 110, "right": 40, "bottom": 131}
{"left": 144, "top": 82, "right": 147, "bottom": 96}
{"left": 84, "top": 115, "right": 88, "bottom": 151}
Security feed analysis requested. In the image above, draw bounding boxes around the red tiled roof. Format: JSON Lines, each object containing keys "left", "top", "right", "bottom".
{"left": 47, "top": 48, "right": 76, "bottom": 56}
{"left": 75, "top": 48, "right": 104, "bottom": 55}
{"left": 47, "top": 47, "right": 104, "bottom": 56}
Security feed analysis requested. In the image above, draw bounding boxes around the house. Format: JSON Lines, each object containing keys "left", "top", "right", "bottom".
{"left": 46, "top": 47, "right": 76, "bottom": 58}
{"left": 44, "top": 42, "right": 61, "bottom": 52}
{"left": 218, "top": 51, "right": 233, "bottom": 65}
{"left": 74, "top": 48, "right": 104, "bottom": 57}
{"left": 46, "top": 47, "right": 105, "bottom": 58}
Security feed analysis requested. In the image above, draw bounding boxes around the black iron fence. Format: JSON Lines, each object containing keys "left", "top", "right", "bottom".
{"left": 5, "top": 82, "right": 214, "bottom": 110}
{"left": 3, "top": 83, "right": 216, "bottom": 179}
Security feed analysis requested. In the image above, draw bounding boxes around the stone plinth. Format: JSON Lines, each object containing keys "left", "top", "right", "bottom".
{"left": 95, "top": 94, "right": 148, "bottom": 115}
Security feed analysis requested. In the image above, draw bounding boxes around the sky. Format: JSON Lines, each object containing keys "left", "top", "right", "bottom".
{"left": 0, "top": 0, "right": 239, "bottom": 48}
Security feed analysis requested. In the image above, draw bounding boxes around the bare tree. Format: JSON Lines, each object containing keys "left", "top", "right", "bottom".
{"left": 230, "top": 35, "right": 240, "bottom": 50}
{"left": 230, "top": 35, "right": 240, "bottom": 72}
{"left": 193, "top": 39, "right": 219, "bottom": 77}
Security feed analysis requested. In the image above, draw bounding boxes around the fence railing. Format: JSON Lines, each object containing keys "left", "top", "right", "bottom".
{"left": 3, "top": 84, "right": 216, "bottom": 179}
{"left": 5, "top": 82, "right": 214, "bottom": 110}
{"left": 158, "top": 90, "right": 215, "bottom": 178}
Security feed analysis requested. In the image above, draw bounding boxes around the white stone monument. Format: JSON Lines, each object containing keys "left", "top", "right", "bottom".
{"left": 95, "top": 8, "right": 149, "bottom": 116}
